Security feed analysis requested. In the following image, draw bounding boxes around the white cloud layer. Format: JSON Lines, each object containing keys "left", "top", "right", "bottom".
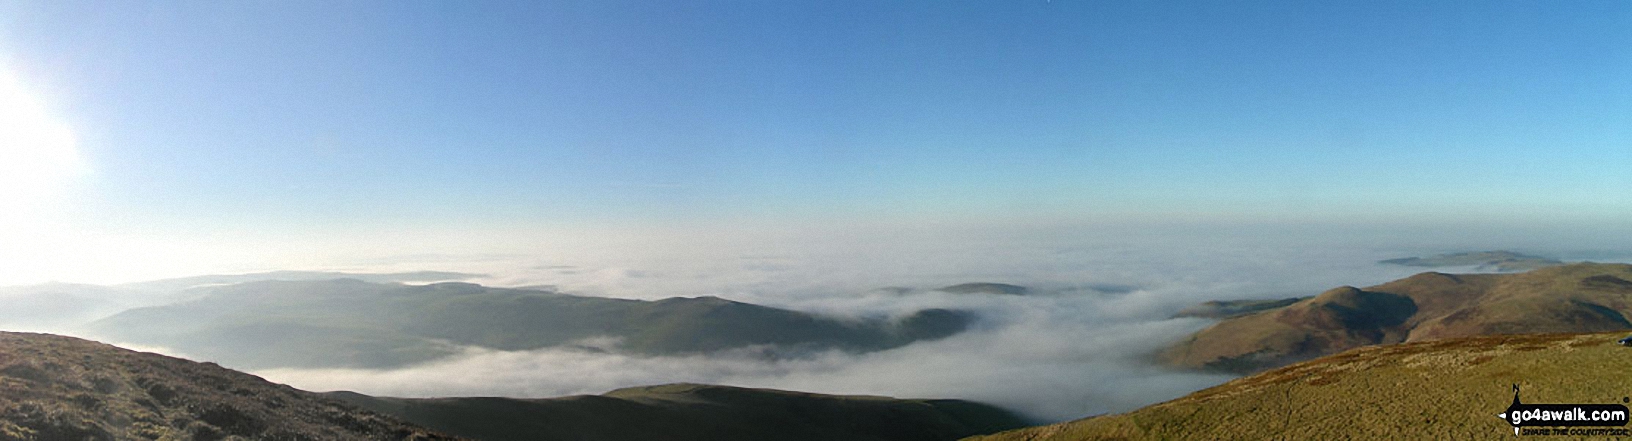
{"left": 248, "top": 223, "right": 1606, "bottom": 422}
{"left": 36, "top": 221, "right": 1632, "bottom": 422}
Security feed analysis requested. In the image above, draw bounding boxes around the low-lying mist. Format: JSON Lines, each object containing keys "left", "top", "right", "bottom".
{"left": 244, "top": 223, "right": 1519, "bottom": 422}
{"left": 19, "top": 220, "right": 1632, "bottom": 422}
{"left": 256, "top": 291, "right": 1234, "bottom": 421}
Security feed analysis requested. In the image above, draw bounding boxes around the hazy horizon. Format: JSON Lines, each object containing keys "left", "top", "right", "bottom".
{"left": 1, "top": 1, "right": 1628, "bottom": 286}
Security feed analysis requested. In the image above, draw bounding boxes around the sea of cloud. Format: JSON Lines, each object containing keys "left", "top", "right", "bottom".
{"left": 247, "top": 221, "right": 1514, "bottom": 422}
{"left": 15, "top": 219, "right": 1629, "bottom": 422}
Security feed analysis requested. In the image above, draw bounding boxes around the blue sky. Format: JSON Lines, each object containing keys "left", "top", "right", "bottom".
{"left": 0, "top": 1, "right": 1628, "bottom": 281}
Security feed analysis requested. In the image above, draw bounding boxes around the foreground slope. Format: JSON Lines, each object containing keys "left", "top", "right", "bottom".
{"left": 89, "top": 279, "right": 971, "bottom": 369}
{"left": 330, "top": 383, "right": 1029, "bottom": 441}
{"left": 1163, "top": 263, "right": 1632, "bottom": 372}
{"left": 0, "top": 332, "right": 455, "bottom": 440}
{"left": 976, "top": 332, "right": 1632, "bottom": 440}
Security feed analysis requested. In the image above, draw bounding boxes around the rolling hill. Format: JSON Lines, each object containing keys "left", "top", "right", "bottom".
{"left": 87, "top": 279, "right": 972, "bottom": 369}
{"left": 971, "top": 331, "right": 1632, "bottom": 440}
{"left": 0, "top": 331, "right": 456, "bottom": 440}
{"left": 328, "top": 383, "right": 1029, "bottom": 441}
{"left": 1162, "top": 263, "right": 1632, "bottom": 373}
{"left": 0, "top": 284, "right": 137, "bottom": 332}
{"left": 0, "top": 271, "right": 487, "bottom": 333}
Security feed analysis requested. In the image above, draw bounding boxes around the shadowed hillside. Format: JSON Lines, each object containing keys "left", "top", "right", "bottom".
{"left": 88, "top": 279, "right": 972, "bottom": 369}
{"left": 0, "top": 332, "right": 457, "bottom": 440}
{"left": 1162, "top": 263, "right": 1632, "bottom": 373}
{"left": 974, "top": 332, "right": 1632, "bottom": 440}
{"left": 329, "top": 383, "right": 1029, "bottom": 441}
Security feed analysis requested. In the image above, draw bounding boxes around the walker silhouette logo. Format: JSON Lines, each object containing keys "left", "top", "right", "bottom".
{"left": 1497, "top": 384, "right": 1630, "bottom": 436}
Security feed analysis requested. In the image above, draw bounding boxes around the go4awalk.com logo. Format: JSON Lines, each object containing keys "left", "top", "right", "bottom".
{"left": 1498, "top": 384, "right": 1630, "bottom": 436}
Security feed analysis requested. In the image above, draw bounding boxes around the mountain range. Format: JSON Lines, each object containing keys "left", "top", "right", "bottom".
{"left": 86, "top": 279, "right": 972, "bottom": 369}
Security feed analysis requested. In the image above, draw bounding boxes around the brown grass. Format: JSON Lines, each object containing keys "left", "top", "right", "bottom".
{"left": 0, "top": 332, "right": 458, "bottom": 440}
{"left": 971, "top": 331, "right": 1632, "bottom": 440}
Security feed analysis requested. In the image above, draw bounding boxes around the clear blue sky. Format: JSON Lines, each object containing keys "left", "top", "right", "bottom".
{"left": 0, "top": 1, "right": 1628, "bottom": 275}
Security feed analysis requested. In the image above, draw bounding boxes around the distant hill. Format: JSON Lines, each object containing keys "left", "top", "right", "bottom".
{"left": 0, "top": 332, "right": 456, "bottom": 440}
{"left": 936, "top": 283, "right": 1029, "bottom": 296}
{"left": 0, "top": 271, "right": 485, "bottom": 332}
{"left": 1161, "top": 263, "right": 1632, "bottom": 373}
{"left": 1379, "top": 250, "right": 1562, "bottom": 272}
{"left": 329, "top": 383, "right": 1029, "bottom": 441}
{"left": 971, "top": 332, "right": 1632, "bottom": 440}
{"left": 88, "top": 279, "right": 972, "bottom": 369}
{"left": 118, "top": 270, "right": 485, "bottom": 292}
{"left": 1171, "top": 297, "right": 1306, "bottom": 319}
{"left": 0, "top": 283, "right": 137, "bottom": 331}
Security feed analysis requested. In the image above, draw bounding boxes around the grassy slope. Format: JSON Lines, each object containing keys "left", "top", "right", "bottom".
{"left": 975, "top": 331, "right": 1632, "bottom": 440}
{"left": 0, "top": 332, "right": 455, "bottom": 441}
{"left": 1164, "top": 263, "right": 1632, "bottom": 373}
{"left": 330, "top": 383, "right": 1030, "bottom": 441}
{"left": 88, "top": 279, "right": 971, "bottom": 369}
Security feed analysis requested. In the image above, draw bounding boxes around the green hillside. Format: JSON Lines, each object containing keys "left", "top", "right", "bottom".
{"left": 974, "top": 331, "right": 1632, "bottom": 440}
{"left": 87, "top": 279, "right": 972, "bottom": 369}
{"left": 1163, "top": 263, "right": 1632, "bottom": 373}
{"left": 0, "top": 332, "right": 456, "bottom": 440}
{"left": 329, "top": 383, "right": 1029, "bottom": 441}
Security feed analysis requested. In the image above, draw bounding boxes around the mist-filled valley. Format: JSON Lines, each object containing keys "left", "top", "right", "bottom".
{"left": 11, "top": 224, "right": 1630, "bottom": 424}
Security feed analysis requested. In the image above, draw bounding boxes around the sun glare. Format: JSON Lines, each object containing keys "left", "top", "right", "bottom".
{"left": 0, "top": 69, "right": 91, "bottom": 285}
{"left": 0, "top": 70, "right": 85, "bottom": 207}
